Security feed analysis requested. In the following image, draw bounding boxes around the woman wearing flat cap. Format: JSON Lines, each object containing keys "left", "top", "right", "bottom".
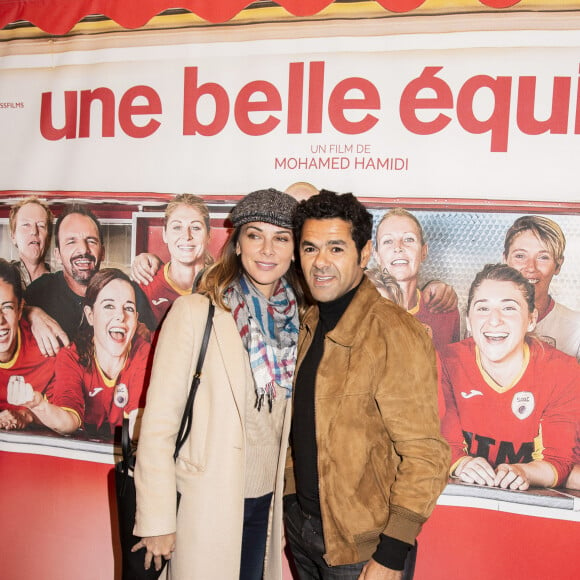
{"left": 133, "top": 189, "right": 304, "bottom": 579}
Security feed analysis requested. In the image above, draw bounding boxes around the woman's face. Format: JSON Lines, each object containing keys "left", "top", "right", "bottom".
{"left": 375, "top": 215, "right": 427, "bottom": 283}
{"left": 467, "top": 279, "right": 537, "bottom": 367}
{"left": 163, "top": 204, "right": 209, "bottom": 266}
{"left": 85, "top": 279, "right": 138, "bottom": 359}
{"left": 0, "top": 279, "right": 22, "bottom": 363}
{"left": 236, "top": 221, "right": 294, "bottom": 298}
{"left": 504, "top": 230, "right": 560, "bottom": 302}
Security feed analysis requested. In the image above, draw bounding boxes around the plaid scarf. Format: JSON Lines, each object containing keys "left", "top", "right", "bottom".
{"left": 225, "top": 275, "right": 298, "bottom": 412}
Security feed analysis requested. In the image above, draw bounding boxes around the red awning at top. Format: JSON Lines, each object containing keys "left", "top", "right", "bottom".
{"left": 0, "top": 0, "right": 525, "bottom": 36}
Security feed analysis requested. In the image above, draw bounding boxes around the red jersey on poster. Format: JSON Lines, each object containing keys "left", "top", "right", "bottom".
{"left": 51, "top": 336, "right": 151, "bottom": 436}
{"left": 140, "top": 263, "right": 190, "bottom": 327}
{"left": 0, "top": 320, "right": 56, "bottom": 410}
{"left": 440, "top": 338, "right": 580, "bottom": 486}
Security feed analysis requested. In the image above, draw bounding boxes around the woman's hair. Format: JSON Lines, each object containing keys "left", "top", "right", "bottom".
{"left": 0, "top": 258, "right": 23, "bottom": 305}
{"left": 197, "top": 225, "right": 305, "bottom": 312}
{"left": 365, "top": 267, "right": 403, "bottom": 306}
{"left": 467, "top": 263, "right": 535, "bottom": 314}
{"left": 375, "top": 207, "right": 426, "bottom": 248}
{"left": 9, "top": 196, "right": 54, "bottom": 240}
{"left": 503, "top": 215, "right": 565, "bottom": 266}
{"left": 76, "top": 268, "right": 137, "bottom": 368}
{"left": 164, "top": 193, "right": 213, "bottom": 266}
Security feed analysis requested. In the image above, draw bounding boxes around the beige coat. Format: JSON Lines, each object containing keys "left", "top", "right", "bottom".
{"left": 134, "top": 293, "right": 290, "bottom": 579}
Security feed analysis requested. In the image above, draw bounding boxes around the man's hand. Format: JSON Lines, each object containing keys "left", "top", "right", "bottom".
{"left": 132, "top": 533, "right": 176, "bottom": 572}
{"left": 359, "top": 559, "right": 402, "bottom": 579}
{"left": 454, "top": 456, "right": 496, "bottom": 487}
{"left": 131, "top": 253, "right": 162, "bottom": 286}
{"left": 26, "top": 306, "right": 69, "bottom": 357}
{"left": 422, "top": 281, "right": 458, "bottom": 314}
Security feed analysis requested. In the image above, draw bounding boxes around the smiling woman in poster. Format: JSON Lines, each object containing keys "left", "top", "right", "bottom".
{"left": 137, "top": 194, "right": 213, "bottom": 328}
{"left": 0, "top": 259, "right": 56, "bottom": 431}
{"left": 8, "top": 268, "right": 151, "bottom": 439}
{"left": 375, "top": 208, "right": 460, "bottom": 351}
{"left": 440, "top": 263, "right": 580, "bottom": 490}
{"left": 133, "top": 189, "right": 303, "bottom": 580}
{"left": 503, "top": 215, "right": 580, "bottom": 361}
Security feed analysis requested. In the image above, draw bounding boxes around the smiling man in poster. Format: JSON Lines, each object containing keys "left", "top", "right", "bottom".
{"left": 24, "top": 204, "right": 155, "bottom": 354}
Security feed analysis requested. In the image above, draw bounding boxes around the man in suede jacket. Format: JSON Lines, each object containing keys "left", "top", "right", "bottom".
{"left": 284, "top": 191, "right": 450, "bottom": 580}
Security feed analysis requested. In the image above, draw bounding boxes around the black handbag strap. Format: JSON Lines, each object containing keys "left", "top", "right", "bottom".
{"left": 173, "top": 302, "right": 214, "bottom": 459}
{"left": 120, "top": 301, "right": 215, "bottom": 469}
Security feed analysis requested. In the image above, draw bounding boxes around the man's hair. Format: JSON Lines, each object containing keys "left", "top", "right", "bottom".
{"left": 54, "top": 204, "right": 103, "bottom": 249}
{"left": 467, "top": 263, "right": 535, "bottom": 314}
{"left": 0, "top": 258, "right": 24, "bottom": 304}
{"left": 293, "top": 189, "right": 373, "bottom": 256}
{"left": 9, "top": 196, "right": 54, "bottom": 238}
{"left": 504, "top": 215, "right": 565, "bottom": 266}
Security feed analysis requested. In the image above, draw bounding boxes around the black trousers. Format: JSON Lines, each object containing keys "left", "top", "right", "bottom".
{"left": 284, "top": 495, "right": 417, "bottom": 580}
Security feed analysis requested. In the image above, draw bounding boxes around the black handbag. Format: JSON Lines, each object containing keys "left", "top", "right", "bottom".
{"left": 114, "top": 303, "right": 215, "bottom": 580}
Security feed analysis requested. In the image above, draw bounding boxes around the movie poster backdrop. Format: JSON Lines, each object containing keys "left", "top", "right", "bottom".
{"left": 1, "top": 10, "right": 580, "bottom": 510}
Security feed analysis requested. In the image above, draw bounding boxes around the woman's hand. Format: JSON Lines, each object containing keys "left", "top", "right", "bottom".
{"left": 7, "top": 378, "right": 41, "bottom": 408}
{"left": 132, "top": 533, "right": 176, "bottom": 571}
{"left": 454, "top": 456, "right": 496, "bottom": 486}
{"left": 494, "top": 464, "right": 530, "bottom": 491}
{"left": 0, "top": 409, "right": 35, "bottom": 430}
{"left": 422, "top": 281, "right": 458, "bottom": 313}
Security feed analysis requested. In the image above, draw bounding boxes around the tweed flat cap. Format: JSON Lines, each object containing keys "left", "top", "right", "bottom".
{"left": 230, "top": 188, "right": 298, "bottom": 230}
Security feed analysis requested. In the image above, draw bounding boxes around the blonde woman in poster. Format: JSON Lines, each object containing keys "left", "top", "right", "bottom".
{"left": 503, "top": 215, "right": 580, "bottom": 361}
{"left": 0, "top": 260, "right": 56, "bottom": 430}
{"left": 375, "top": 208, "right": 460, "bottom": 350}
{"left": 8, "top": 268, "right": 151, "bottom": 439}
{"left": 137, "top": 194, "right": 213, "bottom": 328}
{"left": 440, "top": 264, "right": 580, "bottom": 490}
{"left": 133, "top": 189, "right": 303, "bottom": 580}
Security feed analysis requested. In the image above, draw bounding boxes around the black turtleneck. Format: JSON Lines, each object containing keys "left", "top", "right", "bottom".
{"left": 291, "top": 281, "right": 361, "bottom": 519}
{"left": 291, "top": 278, "right": 412, "bottom": 570}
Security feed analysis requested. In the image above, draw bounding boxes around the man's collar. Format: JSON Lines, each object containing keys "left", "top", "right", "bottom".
{"left": 303, "top": 276, "right": 380, "bottom": 347}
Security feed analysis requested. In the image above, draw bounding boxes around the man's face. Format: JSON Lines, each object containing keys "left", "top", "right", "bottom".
{"left": 55, "top": 213, "right": 103, "bottom": 287}
{"left": 299, "top": 218, "right": 370, "bottom": 303}
{"left": 11, "top": 202, "right": 50, "bottom": 265}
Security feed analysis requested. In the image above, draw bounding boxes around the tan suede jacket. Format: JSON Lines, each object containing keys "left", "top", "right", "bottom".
{"left": 286, "top": 277, "right": 450, "bottom": 566}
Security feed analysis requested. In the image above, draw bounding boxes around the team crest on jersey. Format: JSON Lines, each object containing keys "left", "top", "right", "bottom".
{"left": 114, "top": 383, "right": 129, "bottom": 408}
{"left": 511, "top": 391, "right": 534, "bottom": 420}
